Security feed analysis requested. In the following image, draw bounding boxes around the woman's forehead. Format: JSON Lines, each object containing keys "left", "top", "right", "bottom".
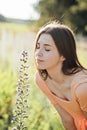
{"left": 38, "top": 33, "right": 55, "bottom": 46}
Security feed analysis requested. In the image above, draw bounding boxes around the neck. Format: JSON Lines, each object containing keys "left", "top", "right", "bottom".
{"left": 47, "top": 66, "right": 68, "bottom": 84}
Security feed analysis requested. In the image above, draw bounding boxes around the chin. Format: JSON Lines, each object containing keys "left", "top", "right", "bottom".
{"left": 37, "top": 65, "right": 45, "bottom": 70}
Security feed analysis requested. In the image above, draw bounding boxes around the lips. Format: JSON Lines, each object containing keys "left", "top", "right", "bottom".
{"left": 36, "top": 59, "right": 44, "bottom": 63}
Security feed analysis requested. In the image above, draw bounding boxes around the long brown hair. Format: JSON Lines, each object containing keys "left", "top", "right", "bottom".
{"left": 34, "top": 21, "right": 86, "bottom": 80}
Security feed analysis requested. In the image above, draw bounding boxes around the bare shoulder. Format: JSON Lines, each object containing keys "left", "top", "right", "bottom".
{"left": 71, "top": 70, "right": 87, "bottom": 98}
{"left": 73, "top": 70, "right": 87, "bottom": 93}
{"left": 75, "top": 82, "right": 87, "bottom": 96}
{"left": 71, "top": 70, "right": 87, "bottom": 85}
{"left": 75, "top": 81, "right": 87, "bottom": 112}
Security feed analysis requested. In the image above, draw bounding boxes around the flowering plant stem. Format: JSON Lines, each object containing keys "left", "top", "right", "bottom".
{"left": 12, "top": 51, "right": 30, "bottom": 130}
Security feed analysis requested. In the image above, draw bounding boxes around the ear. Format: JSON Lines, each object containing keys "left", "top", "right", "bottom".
{"left": 60, "top": 55, "right": 65, "bottom": 62}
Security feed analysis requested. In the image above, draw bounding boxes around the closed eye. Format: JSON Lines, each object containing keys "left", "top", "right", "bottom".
{"left": 36, "top": 43, "right": 40, "bottom": 49}
{"left": 36, "top": 43, "right": 51, "bottom": 51}
{"left": 45, "top": 48, "right": 50, "bottom": 51}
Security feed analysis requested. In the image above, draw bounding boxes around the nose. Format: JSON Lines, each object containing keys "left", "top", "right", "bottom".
{"left": 36, "top": 49, "right": 43, "bottom": 57}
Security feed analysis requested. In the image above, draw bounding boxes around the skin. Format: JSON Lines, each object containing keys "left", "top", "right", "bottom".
{"left": 35, "top": 33, "right": 85, "bottom": 130}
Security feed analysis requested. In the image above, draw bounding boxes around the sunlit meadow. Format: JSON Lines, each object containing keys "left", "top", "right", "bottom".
{"left": 0, "top": 23, "right": 87, "bottom": 130}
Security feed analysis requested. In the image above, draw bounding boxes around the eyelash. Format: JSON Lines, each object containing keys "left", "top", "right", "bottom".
{"left": 45, "top": 49, "right": 50, "bottom": 51}
{"left": 36, "top": 44, "right": 50, "bottom": 51}
{"left": 36, "top": 45, "right": 40, "bottom": 49}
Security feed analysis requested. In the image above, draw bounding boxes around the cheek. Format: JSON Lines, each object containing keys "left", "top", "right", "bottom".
{"left": 45, "top": 53, "right": 59, "bottom": 61}
{"left": 35, "top": 50, "right": 38, "bottom": 57}
{"left": 47, "top": 57, "right": 58, "bottom": 65}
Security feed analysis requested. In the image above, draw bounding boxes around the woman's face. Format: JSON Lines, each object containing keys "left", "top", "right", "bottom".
{"left": 35, "top": 33, "right": 64, "bottom": 70}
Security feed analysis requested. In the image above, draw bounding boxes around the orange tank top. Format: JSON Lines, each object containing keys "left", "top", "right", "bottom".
{"left": 36, "top": 74, "right": 87, "bottom": 130}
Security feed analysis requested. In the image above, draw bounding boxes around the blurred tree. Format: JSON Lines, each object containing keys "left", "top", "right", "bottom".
{"left": 35, "top": 0, "right": 87, "bottom": 35}
{"left": 0, "top": 14, "right": 7, "bottom": 22}
{"left": 69, "top": 0, "right": 87, "bottom": 35}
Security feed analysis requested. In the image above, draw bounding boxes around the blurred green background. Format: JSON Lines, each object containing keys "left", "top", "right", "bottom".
{"left": 0, "top": 0, "right": 87, "bottom": 129}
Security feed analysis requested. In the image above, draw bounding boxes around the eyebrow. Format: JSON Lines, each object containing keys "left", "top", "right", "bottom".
{"left": 37, "top": 42, "right": 52, "bottom": 47}
{"left": 44, "top": 44, "right": 52, "bottom": 46}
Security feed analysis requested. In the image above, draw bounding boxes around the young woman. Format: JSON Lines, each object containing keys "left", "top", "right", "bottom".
{"left": 34, "top": 21, "right": 87, "bottom": 130}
